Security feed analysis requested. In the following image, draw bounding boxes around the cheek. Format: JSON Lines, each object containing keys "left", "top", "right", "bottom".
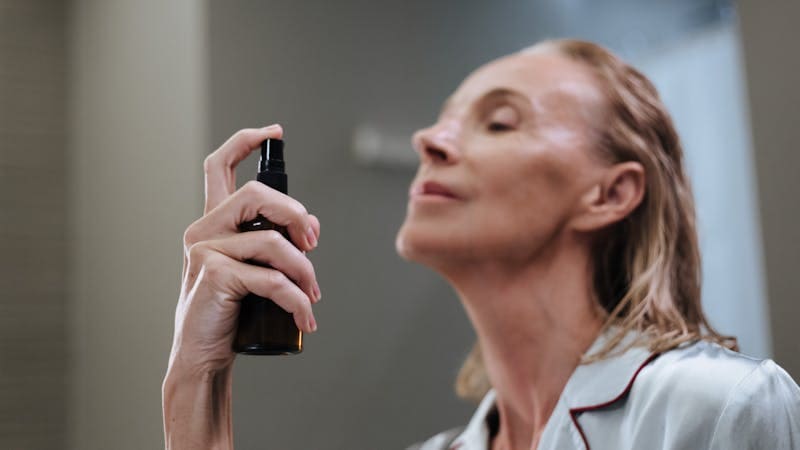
{"left": 470, "top": 149, "right": 580, "bottom": 251}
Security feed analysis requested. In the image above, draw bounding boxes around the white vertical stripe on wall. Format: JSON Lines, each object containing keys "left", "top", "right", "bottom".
{"left": 66, "top": 1, "right": 207, "bottom": 448}
{"left": 635, "top": 23, "right": 771, "bottom": 357}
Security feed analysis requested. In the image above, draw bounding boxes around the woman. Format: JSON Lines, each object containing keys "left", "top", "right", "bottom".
{"left": 163, "top": 40, "right": 800, "bottom": 449}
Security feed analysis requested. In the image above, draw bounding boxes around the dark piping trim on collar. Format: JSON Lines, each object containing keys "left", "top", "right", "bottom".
{"left": 568, "top": 352, "right": 662, "bottom": 450}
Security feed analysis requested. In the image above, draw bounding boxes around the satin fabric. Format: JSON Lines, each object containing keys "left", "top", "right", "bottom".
{"left": 409, "top": 332, "right": 800, "bottom": 450}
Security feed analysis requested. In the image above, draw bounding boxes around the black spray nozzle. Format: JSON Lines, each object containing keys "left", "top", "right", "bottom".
{"left": 259, "top": 138, "right": 285, "bottom": 173}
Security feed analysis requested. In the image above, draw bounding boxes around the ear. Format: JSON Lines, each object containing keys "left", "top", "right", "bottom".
{"left": 569, "top": 161, "right": 646, "bottom": 233}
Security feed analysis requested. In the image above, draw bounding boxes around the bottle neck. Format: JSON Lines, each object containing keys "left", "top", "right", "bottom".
{"left": 257, "top": 170, "right": 288, "bottom": 194}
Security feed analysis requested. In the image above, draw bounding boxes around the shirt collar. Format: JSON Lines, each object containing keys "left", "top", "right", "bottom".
{"left": 450, "top": 389, "right": 497, "bottom": 449}
{"left": 449, "top": 329, "right": 658, "bottom": 449}
{"left": 561, "top": 328, "right": 658, "bottom": 410}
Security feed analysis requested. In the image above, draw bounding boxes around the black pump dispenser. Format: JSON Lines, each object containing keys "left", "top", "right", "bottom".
{"left": 233, "top": 138, "right": 302, "bottom": 355}
{"left": 257, "top": 138, "right": 286, "bottom": 191}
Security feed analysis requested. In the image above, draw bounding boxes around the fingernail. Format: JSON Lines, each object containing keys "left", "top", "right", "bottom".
{"left": 313, "top": 282, "right": 322, "bottom": 302}
{"left": 305, "top": 226, "right": 318, "bottom": 248}
{"left": 309, "top": 316, "right": 318, "bottom": 333}
{"left": 263, "top": 123, "right": 279, "bottom": 130}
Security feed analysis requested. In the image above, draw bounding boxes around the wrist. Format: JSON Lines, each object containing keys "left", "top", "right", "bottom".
{"left": 163, "top": 357, "right": 234, "bottom": 450}
{"left": 165, "top": 346, "right": 234, "bottom": 385}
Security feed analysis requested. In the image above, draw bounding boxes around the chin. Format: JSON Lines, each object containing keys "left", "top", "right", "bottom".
{"left": 395, "top": 224, "right": 422, "bottom": 262}
{"left": 395, "top": 220, "right": 463, "bottom": 267}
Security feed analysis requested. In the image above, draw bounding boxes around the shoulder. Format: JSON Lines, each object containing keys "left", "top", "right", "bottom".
{"left": 705, "top": 356, "right": 800, "bottom": 448}
{"left": 633, "top": 340, "right": 767, "bottom": 402}
{"left": 630, "top": 341, "right": 800, "bottom": 447}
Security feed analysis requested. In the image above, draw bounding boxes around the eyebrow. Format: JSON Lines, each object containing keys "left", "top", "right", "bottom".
{"left": 440, "top": 87, "right": 528, "bottom": 116}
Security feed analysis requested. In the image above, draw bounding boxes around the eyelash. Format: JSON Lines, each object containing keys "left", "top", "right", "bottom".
{"left": 487, "top": 122, "right": 514, "bottom": 132}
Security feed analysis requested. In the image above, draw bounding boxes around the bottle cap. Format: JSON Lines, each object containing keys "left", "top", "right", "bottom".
{"left": 259, "top": 139, "right": 285, "bottom": 173}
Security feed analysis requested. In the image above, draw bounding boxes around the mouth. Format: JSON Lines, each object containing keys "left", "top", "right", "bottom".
{"left": 409, "top": 181, "right": 461, "bottom": 200}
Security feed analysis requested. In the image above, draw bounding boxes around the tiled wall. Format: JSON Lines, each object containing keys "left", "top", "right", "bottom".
{"left": 0, "top": 0, "right": 67, "bottom": 448}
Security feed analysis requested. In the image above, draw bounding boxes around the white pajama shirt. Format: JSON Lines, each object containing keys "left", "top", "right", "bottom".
{"left": 409, "top": 332, "right": 800, "bottom": 450}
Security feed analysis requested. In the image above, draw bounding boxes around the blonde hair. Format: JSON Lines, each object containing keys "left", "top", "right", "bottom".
{"left": 455, "top": 39, "right": 738, "bottom": 403}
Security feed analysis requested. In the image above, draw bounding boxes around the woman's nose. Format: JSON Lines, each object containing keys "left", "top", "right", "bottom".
{"left": 412, "top": 121, "right": 460, "bottom": 165}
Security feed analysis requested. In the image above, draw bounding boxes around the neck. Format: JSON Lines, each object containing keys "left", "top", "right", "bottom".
{"left": 442, "top": 237, "right": 603, "bottom": 450}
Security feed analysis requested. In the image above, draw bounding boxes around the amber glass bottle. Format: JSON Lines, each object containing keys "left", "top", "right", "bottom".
{"left": 233, "top": 138, "right": 302, "bottom": 355}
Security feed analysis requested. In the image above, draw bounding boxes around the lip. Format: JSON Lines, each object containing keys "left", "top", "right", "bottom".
{"left": 409, "top": 180, "right": 461, "bottom": 200}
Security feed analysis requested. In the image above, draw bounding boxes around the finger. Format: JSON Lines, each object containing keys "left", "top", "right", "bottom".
{"left": 188, "top": 180, "right": 318, "bottom": 252}
{"left": 206, "top": 230, "right": 321, "bottom": 304}
{"left": 204, "top": 124, "right": 284, "bottom": 214}
{"left": 231, "top": 260, "right": 317, "bottom": 333}
{"left": 308, "top": 214, "right": 321, "bottom": 243}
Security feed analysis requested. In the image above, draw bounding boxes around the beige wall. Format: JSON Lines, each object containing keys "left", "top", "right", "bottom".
{"left": 738, "top": 1, "right": 800, "bottom": 379}
{"left": 0, "top": 1, "right": 67, "bottom": 448}
{"left": 66, "top": 1, "right": 206, "bottom": 448}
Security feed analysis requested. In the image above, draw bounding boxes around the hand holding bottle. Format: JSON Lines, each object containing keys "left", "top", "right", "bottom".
{"left": 163, "top": 124, "right": 320, "bottom": 449}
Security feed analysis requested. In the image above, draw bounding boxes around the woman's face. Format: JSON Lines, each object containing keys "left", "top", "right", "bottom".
{"left": 396, "top": 50, "right": 609, "bottom": 269}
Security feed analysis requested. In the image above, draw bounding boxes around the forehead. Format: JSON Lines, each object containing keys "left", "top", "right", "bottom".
{"left": 445, "top": 50, "right": 603, "bottom": 114}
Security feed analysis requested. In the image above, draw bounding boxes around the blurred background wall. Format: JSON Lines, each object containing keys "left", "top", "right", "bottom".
{"left": 66, "top": 0, "right": 206, "bottom": 448}
{"left": 738, "top": 0, "right": 800, "bottom": 387}
{"left": 0, "top": 0, "right": 798, "bottom": 449}
{"left": 0, "top": 1, "right": 68, "bottom": 448}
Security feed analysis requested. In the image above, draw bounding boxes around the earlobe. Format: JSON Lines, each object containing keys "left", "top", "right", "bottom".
{"left": 570, "top": 162, "right": 645, "bottom": 233}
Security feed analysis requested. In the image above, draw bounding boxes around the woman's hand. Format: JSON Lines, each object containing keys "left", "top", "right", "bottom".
{"left": 163, "top": 124, "right": 320, "bottom": 450}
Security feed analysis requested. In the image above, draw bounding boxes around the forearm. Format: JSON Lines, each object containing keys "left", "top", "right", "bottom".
{"left": 163, "top": 362, "right": 234, "bottom": 450}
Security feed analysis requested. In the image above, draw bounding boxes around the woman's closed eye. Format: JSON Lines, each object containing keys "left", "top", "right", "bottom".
{"left": 485, "top": 105, "right": 520, "bottom": 133}
{"left": 488, "top": 122, "right": 514, "bottom": 132}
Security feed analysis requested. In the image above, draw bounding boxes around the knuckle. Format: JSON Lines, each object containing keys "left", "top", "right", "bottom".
{"left": 202, "top": 154, "right": 215, "bottom": 174}
{"left": 243, "top": 180, "right": 264, "bottom": 198}
{"left": 262, "top": 229, "right": 285, "bottom": 245}
{"left": 284, "top": 293, "right": 309, "bottom": 316}
{"left": 300, "top": 257, "right": 316, "bottom": 282}
{"left": 182, "top": 220, "right": 201, "bottom": 248}
{"left": 262, "top": 268, "right": 286, "bottom": 290}
{"left": 233, "top": 128, "right": 249, "bottom": 140}
{"left": 230, "top": 128, "right": 254, "bottom": 148}
{"left": 288, "top": 200, "right": 308, "bottom": 221}
{"left": 297, "top": 296, "right": 313, "bottom": 315}
{"left": 187, "top": 240, "right": 211, "bottom": 263}
{"left": 202, "top": 253, "right": 227, "bottom": 280}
